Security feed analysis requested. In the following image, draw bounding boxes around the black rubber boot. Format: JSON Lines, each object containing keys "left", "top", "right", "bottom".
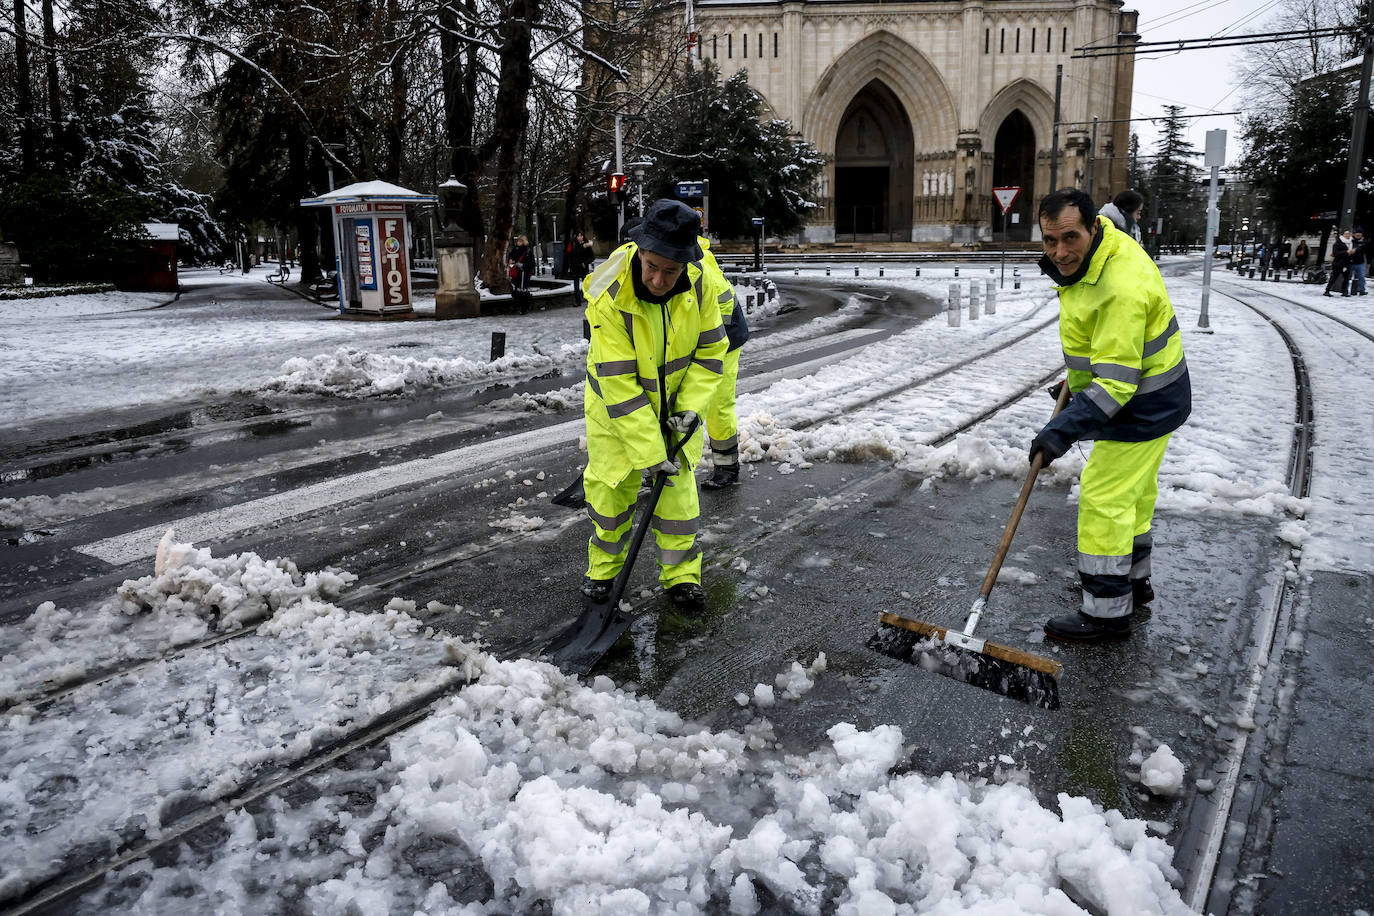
{"left": 667, "top": 582, "right": 706, "bottom": 613}
{"left": 1044, "top": 611, "right": 1131, "bottom": 643}
{"left": 1132, "top": 578, "right": 1154, "bottom": 608}
{"left": 701, "top": 462, "right": 739, "bottom": 490}
{"left": 580, "top": 576, "right": 614, "bottom": 603}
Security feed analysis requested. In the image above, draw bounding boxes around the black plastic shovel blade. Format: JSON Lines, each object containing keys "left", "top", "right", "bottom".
{"left": 543, "top": 599, "right": 633, "bottom": 675}
{"left": 550, "top": 473, "right": 585, "bottom": 509}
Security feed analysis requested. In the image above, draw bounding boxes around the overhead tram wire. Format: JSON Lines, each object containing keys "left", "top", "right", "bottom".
{"left": 1073, "top": 27, "right": 1349, "bottom": 59}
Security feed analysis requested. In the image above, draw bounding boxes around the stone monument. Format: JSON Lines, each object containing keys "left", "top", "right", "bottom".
{"left": 0, "top": 225, "right": 23, "bottom": 285}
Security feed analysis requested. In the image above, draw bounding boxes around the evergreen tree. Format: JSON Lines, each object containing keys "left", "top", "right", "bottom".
{"left": 636, "top": 65, "right": 823, "bottom": 240}
{"left": 1146, "top": 105, "right": 1203, "bottom": 248}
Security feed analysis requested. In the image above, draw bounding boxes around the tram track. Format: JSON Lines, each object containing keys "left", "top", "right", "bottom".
{"left": 1174, "top": 279, "right": 1318, "bottom": 913}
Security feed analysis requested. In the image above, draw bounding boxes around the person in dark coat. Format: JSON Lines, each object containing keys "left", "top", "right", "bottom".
{"left": 1326, "top": 228, "right": 1352, "bottom": 297}
{"left": 1350, "top": 227, "right": 1367, "bottom": 295}
{"left": 507, "top": 236, "right": 536, "bottom": 291}
{"left": 1294, "top": 239, "right": 1309, "bottom": 267}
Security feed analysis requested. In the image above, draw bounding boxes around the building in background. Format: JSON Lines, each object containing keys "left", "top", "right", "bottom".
{"left": 687, "top": 0, "right": 1137, "bottom": 244}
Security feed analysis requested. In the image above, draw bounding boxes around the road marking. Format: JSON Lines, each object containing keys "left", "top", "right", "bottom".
{"left": 76, "top": 419, "right": 584, "bottom": 566}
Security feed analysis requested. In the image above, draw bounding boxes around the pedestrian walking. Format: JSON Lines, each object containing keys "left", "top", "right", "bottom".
{"left": 1294, "top": 239, "right": 1309, "bottom": 268}
{"left": 1326, "top": 227, "right": 1352, "bottom": 297}
{"left": 579, "top": 199, "right": 730, "bottom": 613}
{"left": 1350, "top": 227, "right": 1367, "bottom": 295}
{"left": 698, "top": 236, "right": 749, "bottom": 490}
{"left": 1032, "top": 188, "right": 1191, "bottom": 643}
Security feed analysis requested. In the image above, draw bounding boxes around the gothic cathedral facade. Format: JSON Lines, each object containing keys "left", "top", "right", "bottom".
{"left": 690, "top": 0, "right": 1138, "bottom": 244}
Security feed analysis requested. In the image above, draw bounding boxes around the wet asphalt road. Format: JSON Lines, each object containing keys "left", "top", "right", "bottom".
{"left": 1, "top": 270, "right": 1370, "bottom": 914}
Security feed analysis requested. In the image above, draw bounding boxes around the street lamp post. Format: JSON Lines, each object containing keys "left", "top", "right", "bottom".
{"left": 629, "top": 160, "right": 652, "bottom": 217}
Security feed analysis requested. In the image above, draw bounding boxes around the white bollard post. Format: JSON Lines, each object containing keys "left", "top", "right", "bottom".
{"left": 947, "top": 283, "right": 962, "bottom": 327}
{"left": 968, "top": 280, "right": 981, "bottom": 320}
{"left": 985, "top": 283, "right": 997, "bottom": 315}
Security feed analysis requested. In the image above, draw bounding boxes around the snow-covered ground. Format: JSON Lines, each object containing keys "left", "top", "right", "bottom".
{"left": 2, "top": 259, "right": 1369, "bottom": 913}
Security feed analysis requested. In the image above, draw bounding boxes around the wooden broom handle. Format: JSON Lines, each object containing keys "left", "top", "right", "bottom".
{"left": 977, "top": 378, "right": 1073, "bottom": 599}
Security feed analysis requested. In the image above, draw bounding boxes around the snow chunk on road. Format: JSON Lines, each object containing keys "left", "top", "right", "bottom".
{"left": 1140, "top": 744, "right": 1186, "bottom": 797}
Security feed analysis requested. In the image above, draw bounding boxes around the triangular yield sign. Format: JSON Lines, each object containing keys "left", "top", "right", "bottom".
{"left": 992, "top": 186, "right": 1021, "bottom": 214}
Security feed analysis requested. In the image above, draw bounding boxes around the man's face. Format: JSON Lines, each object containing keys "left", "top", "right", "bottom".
{"left": 1131, "top": 204, "right": 1144, "bottom": 222}
{"left": 1040, "top": 209, "right": 1094, "bottom": 276}
{"left": 638, "top": 249, "right": 685, "bottom": 297}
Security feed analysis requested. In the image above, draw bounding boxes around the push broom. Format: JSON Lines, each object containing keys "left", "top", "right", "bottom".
{"left": 868, "top": 381, "right": 1070, "bottom": 710}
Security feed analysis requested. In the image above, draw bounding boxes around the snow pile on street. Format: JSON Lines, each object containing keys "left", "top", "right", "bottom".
{"left": 2, "top": 544, "right": 1191, "bottom": 914}
{"left": 0, "top": 536, "right": 356, "bottom": 707}
{"left": 261, "top": 341, "right": 587, "bottom": 398}
{"left": 0, "top": 543, "right": 462, "bottom": 904}
{"left": 77, "top": 642, "right": 1192, "bottom": 915}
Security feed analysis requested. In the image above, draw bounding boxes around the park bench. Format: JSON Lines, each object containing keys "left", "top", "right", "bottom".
{"left": 266, "top": 264, "right": 291, "bottom": 284}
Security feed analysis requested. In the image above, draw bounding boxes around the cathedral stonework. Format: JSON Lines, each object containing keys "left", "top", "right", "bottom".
{"left": 691, "top": 0, "right": 1137, "bottom": 245}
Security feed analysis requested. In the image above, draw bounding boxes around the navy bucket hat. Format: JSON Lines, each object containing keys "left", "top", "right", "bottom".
{"left": 628, "top": 199, "right": 702, "bottom": 264}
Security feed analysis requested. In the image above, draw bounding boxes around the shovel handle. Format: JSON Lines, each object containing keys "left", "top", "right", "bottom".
{"left": 977, "top": 378, "right": 1072, "bottom": 599}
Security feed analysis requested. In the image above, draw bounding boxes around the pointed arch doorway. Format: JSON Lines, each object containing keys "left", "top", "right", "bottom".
{"left": 992, "top": 110, "right": 1035, "bottom": 242}
{"left": 833, "top": 80, "right": 914, "bottom": 241}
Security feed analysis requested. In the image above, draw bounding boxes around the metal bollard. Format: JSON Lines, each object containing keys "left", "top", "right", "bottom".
{"left": 968, "top": 281, "right": 981, "bottom": 320}
{"left": 855, "top": 266, "right": 860, "bottom": 277}
{"left": 947, "top": 283, "right": 962, "bottom": 327}
{"left": 985, "top": 284, "right": 997, "bottom": 315}
{"left": 1249, "top": 268, "right": 1256, "bottom": 279}
{"left": 1013, "top": 267, "right": 1020, "bottom": 277}
{"left": 1014, "top": 277, "right": 1021, "bottom": 290}
{"left": 914, "top": 266, "right": 921, "bottom": 277}
{"left": 490, "top": 331, "right": 506, "bottom": 361}
{"left": 794, "top": 267, "right": 799, "bottom": 276}
{"left": 954, "top": 266, "right": 960, "bottom": 277}
{"left": 826, "top": 266, "right": 831, "bottom": 276}
{"left": 879, "top": 266, "right": 884, "bottom": 277}
{"left": 746, "top": 292, "right": 756, "bottom": 311}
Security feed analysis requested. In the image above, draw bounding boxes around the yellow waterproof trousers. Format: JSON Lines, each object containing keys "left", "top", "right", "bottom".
{"left": 584, "top": 457, "right": 702, "bottom": 588}
{"left": 1077, "top": 434, "right": 1171, "bottom": 619}
{"left": 705, "top": 348, "right": 742, "bottom": 460}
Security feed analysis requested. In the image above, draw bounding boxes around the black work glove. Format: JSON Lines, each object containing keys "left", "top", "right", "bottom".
{"left": 1029, "top": 429, "right": 1070, "bottom": 467}
{"left": 1046, "top": 379, "right": 1064, "bottom": 401}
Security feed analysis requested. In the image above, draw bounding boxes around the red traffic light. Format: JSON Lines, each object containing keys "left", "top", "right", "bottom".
{"left": 607, "top": 172, "right": 626, "bottom": 193}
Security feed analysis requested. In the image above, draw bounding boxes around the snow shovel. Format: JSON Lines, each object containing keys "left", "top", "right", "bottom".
{"left": 543, "top": 415, "right": 702, "bottom": 675}
{"left": 868, "top": 380, "right": 1070, "bottom": 710}
{"left": 549, "top": 472, "right": 585, "bottom": 509}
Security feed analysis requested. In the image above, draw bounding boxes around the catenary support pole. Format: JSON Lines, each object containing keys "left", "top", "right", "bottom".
{"left": 1049, "top": 65, "right": 1063, "bottom": 192}
{"left": 1340, "top": 3, "right": 1374, "bottom": 232}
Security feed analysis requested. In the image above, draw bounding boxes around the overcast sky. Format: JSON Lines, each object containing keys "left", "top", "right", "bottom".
{"left": 1127, "top": 0, "right": 1272, "bottom": 168}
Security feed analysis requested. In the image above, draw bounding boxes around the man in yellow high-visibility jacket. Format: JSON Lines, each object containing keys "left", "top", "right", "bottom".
{"left": 698, "top": 236, "right": 749, "bottom": 489}
{"left": 1033, "top": 188, "right": 1191, "bottom": 643}
{"left": 580, "top": 200, "right": 730, "bottom": 612}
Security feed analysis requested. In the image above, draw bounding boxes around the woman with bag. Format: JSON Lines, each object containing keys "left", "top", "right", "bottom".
{"left": 507, "top": 236, "right": 536, "bottom": 291}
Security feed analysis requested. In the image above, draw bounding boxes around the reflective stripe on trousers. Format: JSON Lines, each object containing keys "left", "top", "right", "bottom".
{"left": 584, "top": 462, "right": 702, "bottom": 587}
{"left": 1077, "top": 434, "right": 1171, "bottom": 619}
{"left": 705, "top": 348, "right": 741, "bottom": 457}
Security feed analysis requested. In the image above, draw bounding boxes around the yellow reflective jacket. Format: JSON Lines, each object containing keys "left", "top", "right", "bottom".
{"left": 582, "top": 243, "right": 730, "bottom": 486}
{"left": 1043, "top": 215, "right": 1191, "bottom": 445}
{"left": 699, "top": 236, "right": 746, "bottom": 352}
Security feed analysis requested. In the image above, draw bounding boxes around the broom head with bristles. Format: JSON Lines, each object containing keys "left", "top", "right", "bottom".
{"left": 869, "top": 611, "right": 1062, "bottom": 710}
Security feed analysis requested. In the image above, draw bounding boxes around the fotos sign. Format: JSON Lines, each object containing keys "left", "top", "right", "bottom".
{"left": 379, "top": 217, "right": 411, "bottom": 306}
